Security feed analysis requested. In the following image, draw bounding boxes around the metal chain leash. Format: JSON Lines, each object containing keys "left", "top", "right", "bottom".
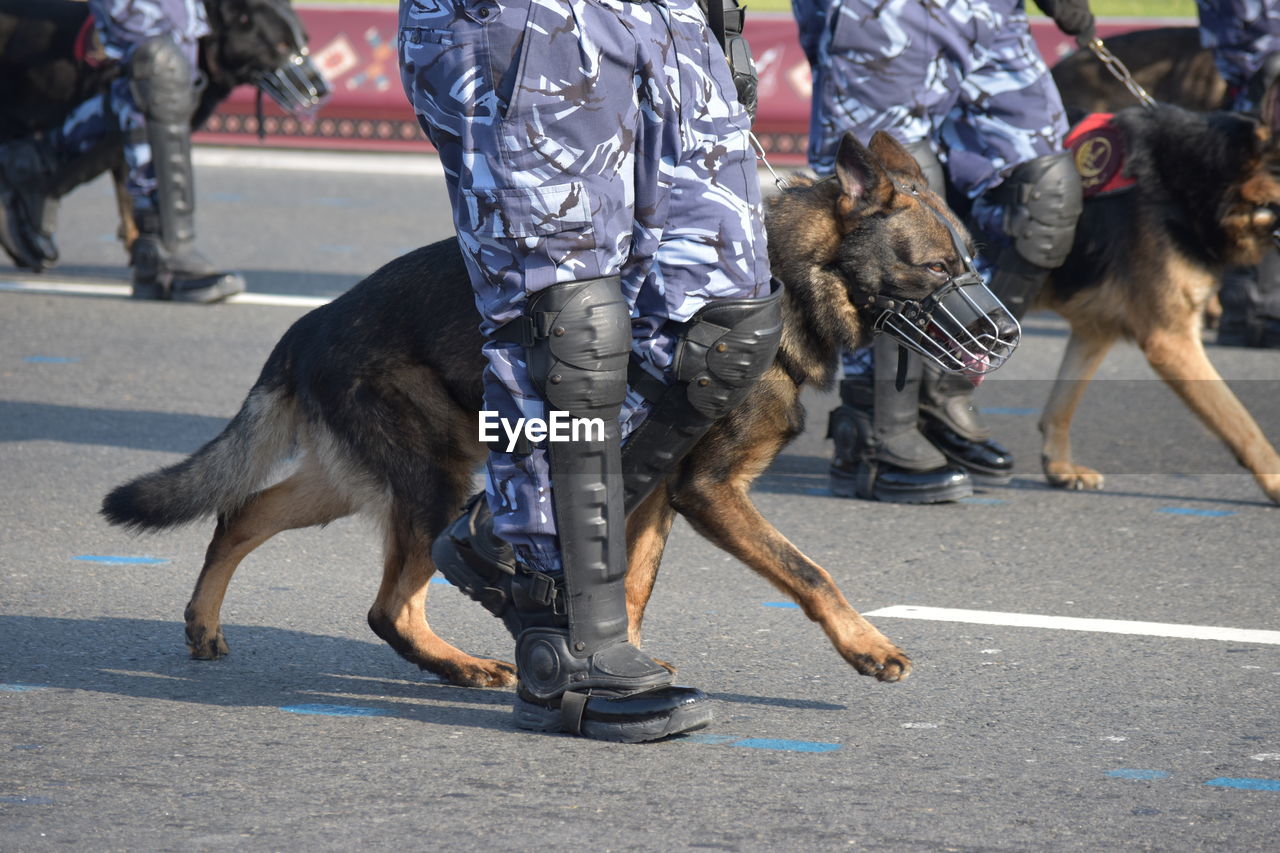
{"left": 1083, "top": 36, "right": 1157, "bottom": 110}
{"left": 749, "top": 131, "right": 790, "bottom": 190}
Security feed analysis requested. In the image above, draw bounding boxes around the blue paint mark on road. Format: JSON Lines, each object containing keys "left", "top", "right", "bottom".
{"left": 0, "top": 684, "right": 48, "bottom": 692}
{"left": 1157, "top": 507, "right": 1236, "bottom": 518}
{"left": 280, "top": 703, "right": 392, "bottom": 717}
{"left": 762, "top": 602, "right": 800, "bottom": 609}
{"left": 1107, "top": 769, "right": 1170, "bottom": 780}
{"left": 0, "top": 796, "right": 54, "bottom": 805}
{"left": 980, "top": 407, "right": 1038, "bottom": 416}
{"left": 430, "top": 577, "right": 451, "bottom": 586}
{"left": 680, "top": 733, "right": 840, "bottom": 752}
{"left": 735, "top": 738, "right": 841, "bottom": 753}
{"left": 73, "top": 555, "right": 169, "bottom": 565}
{"left": 24, "top": 356, "right": 80, "bottom": 364}
{"left": 1205, "top": 777, "right": 1280, "bottom": 791}
{"left": 958, "top": 497, "right": 1008, "bottom": 505}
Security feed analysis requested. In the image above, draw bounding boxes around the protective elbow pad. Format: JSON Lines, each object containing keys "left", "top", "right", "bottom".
{"left": 998, "top": 152, "right": 1084, "bottom": 270}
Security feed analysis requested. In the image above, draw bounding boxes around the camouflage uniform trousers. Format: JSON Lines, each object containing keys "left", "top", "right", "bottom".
{"left": 398, "top": 0, "right": 771, "bottom": 571}
{"left": 1197, "top": 0, "right": 1280, "bottom": 108}
{"left": 793, "top": 0, "right": 1068, "bottom": 376}
{"left": 50, "top": 0, "right": 209, "bottom": 202}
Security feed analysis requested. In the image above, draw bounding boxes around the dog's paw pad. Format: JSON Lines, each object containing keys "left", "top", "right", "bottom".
{"left": 186, "top": 628, "right": 229, "bottom": 660}
{"left": 1044, "top": 462, "right": 1104, "bottom": 491}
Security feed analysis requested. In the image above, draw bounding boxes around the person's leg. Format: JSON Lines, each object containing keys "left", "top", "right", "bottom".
{"left": 1195, "top": 1, "right": 1280, "bottom": 346}
{"left": 402, "top": 0, "right": 722, "bottom": 741}
{"left": 805, "top": 3, "right": 974, "bottom": 500}
{"left": 924, "top": 3, "right": 1079, "bottom": 481}
{"left": 122, "top": 37, "right": 245, "bottom": 301}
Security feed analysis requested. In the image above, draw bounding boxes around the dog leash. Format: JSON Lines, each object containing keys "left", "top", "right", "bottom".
{"left": 749, "top": 131, "right": 791, "bottom": 190}
{"left": 1081, "top": 36, "right": 1157, "bottom": 110}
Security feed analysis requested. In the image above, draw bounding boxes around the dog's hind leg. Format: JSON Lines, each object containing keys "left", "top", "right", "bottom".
{"left": 623, "top": 485, "right": 678, "bottom": 668}
{"left": 367, "top": 500, "right": 518, "bottom": 688}
{"left": 1040, "top": 330, "right": 1114, "bottom": 491}
{"left": 1139, "top": 326, "right": 1280, "bottom": 505}
{"left": 671, "top": 471, "right": 911, "bottom": 682}
{"left": 185, "top": 456, "right": 352, "bottom": 659}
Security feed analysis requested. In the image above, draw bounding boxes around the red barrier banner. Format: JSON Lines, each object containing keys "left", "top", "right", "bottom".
{"left": 195, "top": 8, "right": 1191, "bottom": 164}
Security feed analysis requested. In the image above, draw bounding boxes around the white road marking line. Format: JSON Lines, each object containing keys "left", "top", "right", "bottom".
{"left": 192, "top": 146, "right": 447, "bottom": 177}
{"left": 1, "top": 278, "right": 332, "bottom": 308}
{"left": 864, "top": 605, "right": 1280, "bottom": 645}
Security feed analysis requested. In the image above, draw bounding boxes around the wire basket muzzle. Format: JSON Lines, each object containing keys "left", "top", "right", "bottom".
{"left": 873, "top": 274, "right": 1020, "bottom": 378}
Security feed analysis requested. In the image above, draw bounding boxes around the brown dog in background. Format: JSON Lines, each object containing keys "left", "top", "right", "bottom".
{"left": 1032, "top": 83, "right": 1280, "bottom": 504}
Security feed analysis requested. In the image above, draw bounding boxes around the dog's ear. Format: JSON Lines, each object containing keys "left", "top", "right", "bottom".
{"left": 834, "top": 132, "right": 895, "bottom": 221}
{"left": 867, "top": 131, "right": 928, "bottom": 186}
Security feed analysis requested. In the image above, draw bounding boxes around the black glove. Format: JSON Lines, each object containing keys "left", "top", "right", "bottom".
{"left": 1035, "top": 0, "right": 1096, "bottom": 43}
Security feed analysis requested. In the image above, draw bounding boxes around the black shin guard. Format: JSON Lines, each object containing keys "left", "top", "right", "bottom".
{"left": 622, "top": 278, "right": 783, "bottom": 512}
{"left": 437, "top": 276, "right": 712, "bottom": 741}
{"left": 128, "top": 37, "right": 244, "bottom": 302}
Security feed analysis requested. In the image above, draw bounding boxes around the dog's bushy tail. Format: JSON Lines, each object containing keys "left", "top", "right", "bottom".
{"left": 101, "top": 385, "right": 297, "bottom": 532}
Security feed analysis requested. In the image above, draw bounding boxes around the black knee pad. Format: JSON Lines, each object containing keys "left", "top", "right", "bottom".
{"left": 995, "top": 152, "right": 1083, "bottom": 270}
{"left": 498, "top": 276, "right": 631, "bottom": 421}
{"left": 128, "top": 36, "right": 197, "bottom": 125}
{"left": 621, "top": 280, "right": 782, "bottom": 510}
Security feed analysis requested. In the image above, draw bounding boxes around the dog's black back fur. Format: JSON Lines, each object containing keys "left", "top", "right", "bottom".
{"left": 1052, "top": 104, "right": 1280, "bottom": 307}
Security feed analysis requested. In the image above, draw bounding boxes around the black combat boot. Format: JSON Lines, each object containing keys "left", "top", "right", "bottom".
{"left": 828, "top": 336, "right": 972, "bottom": 503}
{"left": 918, "top": 364, "right": 1015, "bottom": 485}
{"left": 1217, "top": 257, "right": 1280, "bottom": 349}
{"left": 0, "top": 137, "right": 61, "bottom": 271}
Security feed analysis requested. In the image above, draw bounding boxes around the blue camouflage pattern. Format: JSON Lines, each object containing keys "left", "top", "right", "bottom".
{"left": 794, "top": 0, "right": 1069, "bottom": 377}
{"left": 399, "top": 0, "right": 770, "bottom": 570}
{"left": 51, "top": 0, "right": 208, "bottom": 202}
{"left": 794, "top": 0, "right": 1068, "bottom": 208}
{"left": 1196, "top": 0, "right": 1280, "bottom": 109}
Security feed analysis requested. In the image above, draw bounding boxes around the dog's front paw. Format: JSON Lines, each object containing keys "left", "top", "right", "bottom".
{"left": 847, "top": 642, "right": 912, "bottom": 683}
{"left": 186, "top": 624, "right": 229, "bottom": 660}
{"left": 1258, "top": 473, "right": 1280, "bottom": 506}
{"left": 434, "top": 658, "right": 517, "bottom": 689}
{"left": 1044, "top": 460, "right": 1105, "bottom": 491}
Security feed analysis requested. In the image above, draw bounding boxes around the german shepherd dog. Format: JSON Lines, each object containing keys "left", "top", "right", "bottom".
{"left": 101, "top": 132, "right": 979, "bottom": 688}
{"left": 1033, "top": 84, "right": 1280, "bottom": 505}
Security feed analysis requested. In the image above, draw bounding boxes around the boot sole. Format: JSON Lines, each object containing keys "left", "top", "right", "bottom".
{"left": 830, "top": 472, "right": 973, "bottom": 504}
{"left": 514, "top": 696, "right": 714, "bottom": 743}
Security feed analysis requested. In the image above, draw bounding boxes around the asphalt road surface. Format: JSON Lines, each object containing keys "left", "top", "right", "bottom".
{"left": 2, "top": 148, "right": 1278, "bottom": 852}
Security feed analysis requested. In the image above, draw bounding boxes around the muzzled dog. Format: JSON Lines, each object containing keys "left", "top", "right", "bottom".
{"left": 100, "top": 132, "right": 1015, "bottom": 688}
{"left": 1034, "top": 86, "right": 1280, "bottom": 505}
